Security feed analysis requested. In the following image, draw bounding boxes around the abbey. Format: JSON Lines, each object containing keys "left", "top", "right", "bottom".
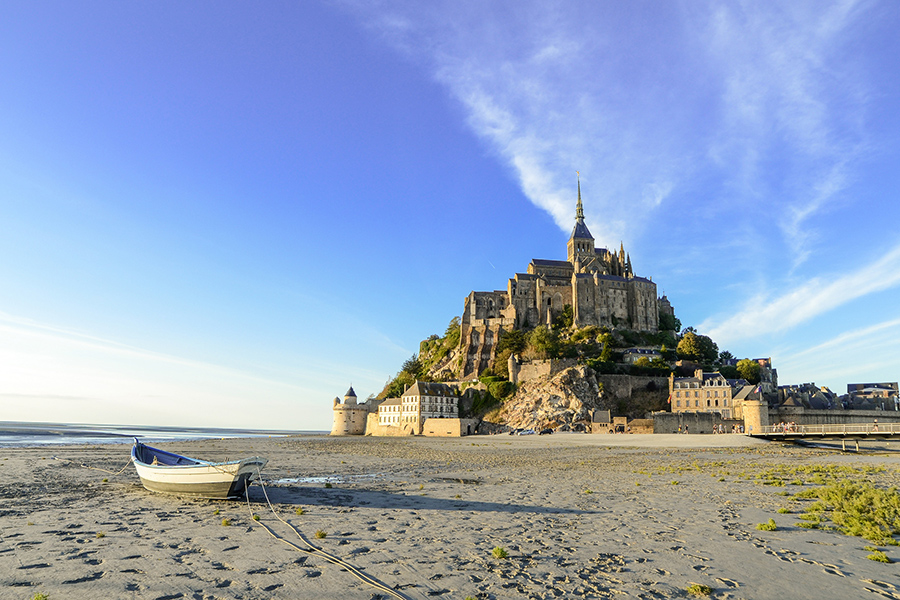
{"left": 460, "top": 178, "right": 664, "bottom": 378}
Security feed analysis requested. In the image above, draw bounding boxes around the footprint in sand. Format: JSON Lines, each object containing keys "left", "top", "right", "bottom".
{"left": 715, "top": 577, "right": 739, "bottom": 588}
{"left": 863, "top": 586, "right": 900, "bottom": 599}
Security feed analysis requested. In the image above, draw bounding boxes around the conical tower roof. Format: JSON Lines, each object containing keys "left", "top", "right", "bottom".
{"left": 571, "top": 173, "right": 594, "bottom": 240}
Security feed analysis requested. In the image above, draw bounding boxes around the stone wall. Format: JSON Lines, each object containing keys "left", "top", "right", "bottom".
{"left": 652, "top": 411, "right": 743, "bottom": 434}
{"left": 596, "top": 374, "right": 670, "bottom": 418}
{"left": 769, "top": 408, "right": 900, "bottom": 426}
{"left": 364, "top": 413, "right": 414, "bottom": 437}
{"left": 422, "top": 418, "right": 480, "bottom": 437}
{"left": 513, "top": 358, "right": 578, "bottom": 384}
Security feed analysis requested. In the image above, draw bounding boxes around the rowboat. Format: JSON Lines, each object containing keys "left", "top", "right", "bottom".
{"left": 131, "top": 439, "right": 267, "bottom": 499}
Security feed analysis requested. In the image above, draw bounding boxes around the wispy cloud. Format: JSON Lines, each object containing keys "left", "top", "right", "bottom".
{"left": 774, "top": 317, "right": 900, "bottom": 388}
{"left": 343, "top": 1, "right": 873, "bottom": 261}
{"left": 703, "top": 1, "right": 870, "bottom": 266}
{"left": 701, "top": 241, "right": 900, "bottom": 344}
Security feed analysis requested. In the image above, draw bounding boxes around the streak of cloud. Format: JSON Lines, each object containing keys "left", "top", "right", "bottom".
{"left": 343, "top": 0, "right": 872, "bottom": 263}
{"left": 700, "top": 242, "right": 900, "bottom": 344}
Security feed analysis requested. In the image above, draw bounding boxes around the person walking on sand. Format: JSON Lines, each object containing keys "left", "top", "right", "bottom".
{"left": 873, "top": 419, "right": 879, "bottom": 432}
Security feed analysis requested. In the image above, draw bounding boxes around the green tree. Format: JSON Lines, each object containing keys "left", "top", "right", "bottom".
{"left": 496, "top": 329, "right": 527, "bottom": 354}
{"left": 676, "top": 331, "right": 718, "bottom": 363}
{"left": 718, "top": 350, "right": 735, "bottom": 365}
{"left": 525, "top": 326, "right": 559, "bottom": 360}
{"left": 736, "top": 358, "right": 761, "bottom": 384}
{"left": 444, "top": 316, "right": 461, "bottom": 348}
{"left": 650, "top": 357, "right": 671, "bottom": 370}
{"left": 658, "top": 310, "right": 681, "bottom": 332}
{"left": 553, "top": 304, "right": 574, "bottom": 330}
{"left": 719, "top": 365, "right": 739, "bottom": 380}
{"left": 599, "top": 338, "right": 613, "bottom": 362}
{"left": 490, "top": 329, "right": 528, "bottom": 379}
{"left": 402, "top": 354, "right": 424, "bottom": 378}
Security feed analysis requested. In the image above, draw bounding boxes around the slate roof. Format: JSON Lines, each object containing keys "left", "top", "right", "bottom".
{"left": 571, "top": 220, "right": 594, "bottom": 240}
{"left": 345, "top": 386, "right": 357, "bottom": 398}
{"left": 732, "top": 385, "right": 757, "bottom": 401}
{"left": 404, "top": 381, "right": 459, "bottom": 397}
{"left": 531, "top": 259, "right": 572, "bottom": 268}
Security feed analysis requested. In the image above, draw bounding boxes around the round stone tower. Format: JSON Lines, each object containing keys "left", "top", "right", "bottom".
{"left": 331, "top": 386, "right": 368, "bottom": 436}
{"left": 742, "top": 396, "right": 769, "bottom": 436}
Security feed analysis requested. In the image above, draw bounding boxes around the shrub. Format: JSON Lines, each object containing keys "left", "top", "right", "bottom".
{"left": 252, "top": 515, "right": 260, "bottom": 521}
{"left": 221, "top": 519, "right": 231, "bottom": 527}
{"left": 315, "top": 530, "right": 327, "bottom": 539}
{"left": 295, "top": 508, "right": 305, "bottom": 515}
{"left": 777, "top": 508, "right": 791, "bottom": 514}
{"left": 756, "top": 519, "right": 777, "bottom": 531}
{"left": 686, "top": 583, "right": 713, "bottom": 596}
{"left": 492, "top": 546, "right": 509, "bottom": 559}
{"left": 867, "top": 550, "right": 892, "bottom": 563}
{"left": 324, "top": 482, "right": 332, "bottom": 489}
{"left": 798, "top": 481, "right": 900, "bottom": 544}
{"left": 96, "top": 532, "right": 105, "bottom": 538}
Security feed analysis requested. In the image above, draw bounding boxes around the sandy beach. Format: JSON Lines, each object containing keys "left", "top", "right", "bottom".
{"left": 1, "top": 433, "right": 899, "bottom": 600}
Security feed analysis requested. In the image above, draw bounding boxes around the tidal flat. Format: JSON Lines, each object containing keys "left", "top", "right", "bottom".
{"left": 1, "top": 434, "right": 898, "bottom": 599}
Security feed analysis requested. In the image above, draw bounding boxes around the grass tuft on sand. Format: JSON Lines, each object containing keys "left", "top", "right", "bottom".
{"left": 686, "top": 583, "right": 713, "bottom": 596}
{"left": 756, "top": 519, "right": 777, "bottom": 531}
{"left": 795, "top": 481, "right": 900, "bottom": 544}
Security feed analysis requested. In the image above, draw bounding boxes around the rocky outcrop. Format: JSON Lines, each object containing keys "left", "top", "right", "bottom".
{"left": 489, "top": 365, "right": 606, "bottom": 431}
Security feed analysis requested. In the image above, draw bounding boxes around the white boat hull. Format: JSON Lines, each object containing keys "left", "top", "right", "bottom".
{"left": 131, "top": 441, "right": 267, "bottom": 499}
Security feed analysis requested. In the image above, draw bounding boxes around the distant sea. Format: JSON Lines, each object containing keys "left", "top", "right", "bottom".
{"left": 0, "top": 421, "right": 326, "bottom": 448}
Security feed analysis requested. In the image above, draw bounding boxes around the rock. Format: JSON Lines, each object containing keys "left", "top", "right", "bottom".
{"left": 488, "top": 365, "right": 605, "bottom": 431}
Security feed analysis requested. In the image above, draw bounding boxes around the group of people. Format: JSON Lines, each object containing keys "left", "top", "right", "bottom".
{"left": 774, "top": 421, "right": 800, "bottom": 433}
{"left": 676, "top": 424, "right": 744, "bottom": 434}
{"left": 712, "top": 424, "right": 744, "bottom": 434}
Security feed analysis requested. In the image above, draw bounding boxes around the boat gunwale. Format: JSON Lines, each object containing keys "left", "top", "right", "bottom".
{"left": 131, "top": 440, "right": 266, "bottom": 471}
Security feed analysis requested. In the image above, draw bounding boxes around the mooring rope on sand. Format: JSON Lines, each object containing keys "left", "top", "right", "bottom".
{"left": 53, "top": 455, "right": 134, "bottom": 476}
{"left": 245, "top": 471, "right": 412, "bottom": 600}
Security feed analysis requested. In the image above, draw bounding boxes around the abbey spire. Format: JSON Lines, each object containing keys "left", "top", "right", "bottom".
{"left": 568, "top": 173, "right": 595, "bottom": 264}
{"left": 576, "top": 174, "right": 585, "bottom": 221}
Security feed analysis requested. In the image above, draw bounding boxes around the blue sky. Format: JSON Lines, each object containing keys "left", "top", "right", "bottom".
{"left": 2, "top": 1, "right": 899, "bottom": 430}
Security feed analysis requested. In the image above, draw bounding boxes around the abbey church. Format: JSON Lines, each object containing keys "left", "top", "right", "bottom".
{"left": 460, "top": 178, "right": 666, "bottom": 378}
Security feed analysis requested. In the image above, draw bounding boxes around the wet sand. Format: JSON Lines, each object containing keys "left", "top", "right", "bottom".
{"left": 1, "top": 433, "right": 899, "bottom": 599}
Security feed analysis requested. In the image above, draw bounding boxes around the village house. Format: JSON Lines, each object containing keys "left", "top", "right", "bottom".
{"left": 668, "top": 369, "right": 751, "bottom": 421}
{"left": 376, "top": 381, "right": 460, "bottom": 435}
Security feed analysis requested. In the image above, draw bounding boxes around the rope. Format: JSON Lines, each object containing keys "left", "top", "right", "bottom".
{"left": 244, "top": 472, "right": 412, "bottom": 600}
{"left": 52, "top": 455, "right": 134, "bottom": 476}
